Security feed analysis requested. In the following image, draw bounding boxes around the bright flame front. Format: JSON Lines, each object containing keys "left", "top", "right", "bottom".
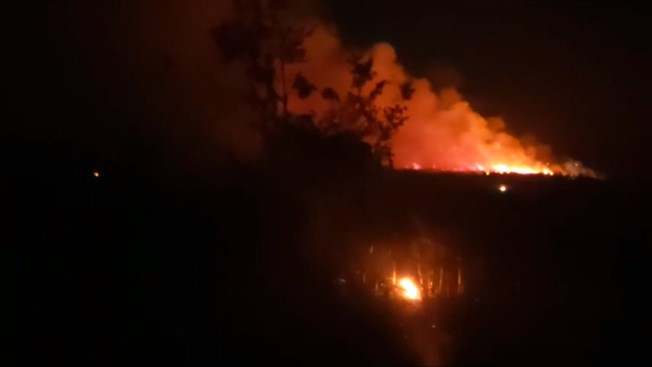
{"left": 398, "top": 277, "right": 421, "bottom": 301}
{"left": 488, "top": 164, "right": 554, "bottom": 176}
{"left": 408, "top": 162, "right": 558, "bottom": 176}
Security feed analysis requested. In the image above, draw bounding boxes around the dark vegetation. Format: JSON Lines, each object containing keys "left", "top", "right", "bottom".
{"left": 9, "top": 137, "right": 650, "bottom": 365}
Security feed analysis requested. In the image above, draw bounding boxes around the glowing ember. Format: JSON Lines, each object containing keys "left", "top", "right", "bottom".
{"left": 92, "top": 170, "right": 100, "bottom": 178}
{"left": 498, "top": 184, "right": 508, "bottom": 193}
{"left": 398, "top": 277, "right": 421, "bottom": 301}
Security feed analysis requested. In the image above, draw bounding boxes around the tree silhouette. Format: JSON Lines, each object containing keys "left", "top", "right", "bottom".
{"left": 213, "top": 0, "right": 409, "bottom": 166}
{"left": 292, "top": 72, "right": 316, "bottom": 100}
{"left": 212, "top": 0, "right": 312, "bottom": 131}
{"left": 318, "top": 57, "right": 409, "bottom": 165}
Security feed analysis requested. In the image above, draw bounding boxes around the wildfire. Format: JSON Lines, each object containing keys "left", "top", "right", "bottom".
{"left": 407, "top": 162, "right": 558, "bottom": 176}
{"left": 282, "top": 26, "right": 599, "bottom": 179}
{"left": 398, "top": 277, "right": 421, "bottom": 301}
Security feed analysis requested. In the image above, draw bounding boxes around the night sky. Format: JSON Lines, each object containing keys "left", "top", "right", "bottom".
{"left": 4, "top": 1, "right": 652, "bottom": 177}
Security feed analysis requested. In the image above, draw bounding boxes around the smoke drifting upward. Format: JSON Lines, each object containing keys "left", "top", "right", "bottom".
{"left": 285, "top": 25, "right": 596, "bottom": 177}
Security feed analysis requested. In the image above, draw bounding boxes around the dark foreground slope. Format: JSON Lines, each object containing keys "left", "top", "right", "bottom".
{"left": 371, "top": 171, "right": 651, "bottom": 365}
{"left": 7, "top": 143, "right": 650, "bottom": 365}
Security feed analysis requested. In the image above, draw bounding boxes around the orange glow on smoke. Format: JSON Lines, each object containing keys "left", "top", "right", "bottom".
{"left": 282, "top": 26, "right": 597, "bottom": 178}
{"left": 398, "top": 277, "right": 421, "bottom": 301}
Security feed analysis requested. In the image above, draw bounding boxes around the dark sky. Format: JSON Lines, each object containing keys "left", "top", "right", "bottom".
{"left": 4, "top": 1, "right": 651, "bottom": 179}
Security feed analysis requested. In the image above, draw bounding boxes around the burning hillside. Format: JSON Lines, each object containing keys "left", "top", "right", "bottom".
{"left": 283, "top": 26, "right": 597, "bottom": 177}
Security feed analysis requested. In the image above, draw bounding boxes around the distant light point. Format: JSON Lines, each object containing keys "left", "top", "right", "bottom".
{"left": 93, "top": 170, "right": 100, "bottom": 178}
{"left": 498, "top": 184, "right": 508, "bottom": 193}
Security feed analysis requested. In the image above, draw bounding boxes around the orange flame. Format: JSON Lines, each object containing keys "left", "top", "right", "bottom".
{"left": 408, "top": 162, "right": 557, "bottom": 176}
{"left": 398, "top": 277, "right": 421, "bottom": 301}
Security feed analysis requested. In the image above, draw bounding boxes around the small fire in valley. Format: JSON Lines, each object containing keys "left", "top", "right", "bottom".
{"left": 343, "top": 241, "right": 464, "bottom": 303}
{"left": 398, "top": 277, "right": 422, "bottom": 301}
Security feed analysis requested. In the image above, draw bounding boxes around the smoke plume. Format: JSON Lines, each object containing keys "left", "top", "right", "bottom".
{"left": 284, "top": 24, "right": 595, "bottom": 176}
